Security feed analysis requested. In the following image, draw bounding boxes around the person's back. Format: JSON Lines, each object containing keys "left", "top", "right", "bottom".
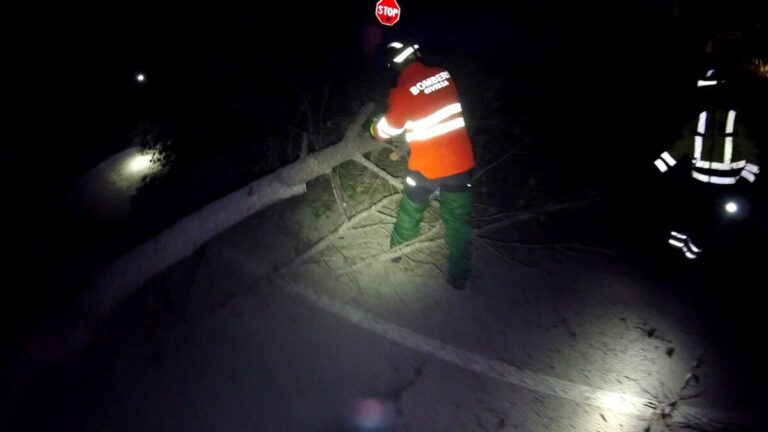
{"left": 371, "top": 41, "right": 475, "bottom": 289}
{"left": 387, "top": 61, "right": 474, "bottom": 179}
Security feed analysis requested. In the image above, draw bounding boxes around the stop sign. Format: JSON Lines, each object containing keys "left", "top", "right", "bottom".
{"left": 375, "top": 0, "right": 401, "bottom": 26}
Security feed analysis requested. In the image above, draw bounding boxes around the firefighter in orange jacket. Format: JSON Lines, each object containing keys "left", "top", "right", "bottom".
{"left": 370, "top": 41, "right": 475, "bottom": 290}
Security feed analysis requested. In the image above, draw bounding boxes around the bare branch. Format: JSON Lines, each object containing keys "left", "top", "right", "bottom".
{"left": 337, "top": 223, "right": 443, "bottom": 276}
{"left": 472, "top": 211, "right": 513, "bottom": 221}
{"left": 318, "top": 85, "right": 330, "bottom": 148}
{"left": 642, "top": 350, "right": 738, "bottom": 431}
{"left": 475, "top": 199, "right": 598, "bottom": 235}
{"left": 344, "top": 222, "right": 394, "bottom": 234}
{"left": 478, "top": 238, "right": 543, "bottom": 271}
{"left": 299, "top": 131, "right": 309, "bottom": 160}
{"left": 279, "top": 194, "right": 400, "bottom": 273}
{"left": 474, "top": 236, "right": 616, "bottom": 257}
{"left": 328, "top": 168, "right": 349, "bottom": 222}
{"left": 353, "top": 154, "right": 403, "bottom": 190}
{"left": 293, "top": 84, "right": 316, "bottom": 150}
{"left": 403, "top": 251, "right": 446, "bottom": 277}
{"left": 338, "top": 238, "right": 444, "bottom": 276}
{"left": 364, "top": 177, "right": 382, "bottom": 203}
{"left": 472, "top": 134, "right": 538, "bottom": 182}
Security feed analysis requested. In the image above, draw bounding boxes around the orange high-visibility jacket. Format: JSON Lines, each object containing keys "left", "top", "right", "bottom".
{"left": 375, "top": 62, "right": 475, "bottom": 179}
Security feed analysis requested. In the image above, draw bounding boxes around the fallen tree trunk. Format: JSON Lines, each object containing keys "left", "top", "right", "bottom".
{"left": 84, "top": 102, "right": 380, "bottom": 317}
{"left": 2, "top": 104, "right": 390, "bottom": 423}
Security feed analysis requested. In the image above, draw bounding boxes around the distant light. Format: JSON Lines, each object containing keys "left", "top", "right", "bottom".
{"left": 725, "top": 202, "right": 738, "bottom": 214}
{"left": 129, "top": 153, "right": 153, "bottom": 172}
{"left": 136, "top": 73, "right": 145, "bottom": 83}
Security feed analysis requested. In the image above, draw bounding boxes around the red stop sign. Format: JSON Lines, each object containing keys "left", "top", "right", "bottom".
{"left": 375, "top": 0, "right": 401, "bottom": 26}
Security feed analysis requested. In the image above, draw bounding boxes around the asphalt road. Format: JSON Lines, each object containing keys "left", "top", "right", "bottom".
{"left": 7, "top": 182, "right": 766, "bottom": 432}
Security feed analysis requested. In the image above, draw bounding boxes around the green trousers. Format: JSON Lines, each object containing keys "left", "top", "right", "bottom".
{"left": 390, "top": 191, "right": 472, "bottom": 280}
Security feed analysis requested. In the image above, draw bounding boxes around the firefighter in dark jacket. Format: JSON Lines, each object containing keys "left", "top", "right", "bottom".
{"left": 370, "top": 41, "right": 475, "bottom": 289}
{"left": 653, "top": 69, "right": 759, "bottom": 259}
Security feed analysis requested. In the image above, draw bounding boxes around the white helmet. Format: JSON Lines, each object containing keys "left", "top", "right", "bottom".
{"left": 385, "top": 41, "right": 420, "bottom": 70}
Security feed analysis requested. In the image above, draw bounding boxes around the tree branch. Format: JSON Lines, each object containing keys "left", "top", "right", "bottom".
{"left": 279, "top": 193, "right": 400, "bottom": 273}
{"left": 472, "top": 134, "right": 537, "bottom": 182}
{"left": 475, "top": 236, "right": 616, "bottom": 257}
{"left": 475, "top": 199, "right": 598, "bottom": 235}
{"left": 86, "top": 102, "right": 381, "bottom": 318}
{"left": 478, "top": 238, "right": 543, "bottom": 271}
{"left": 353, "top": 154, "right": 403, "bottom": 190}
{"left": 338, "top": 238, "right": 444, "bottom": 276}
{"left": 337, "top": 224, "right": 443, "bottom": 276}
{"left": 328, "top": 168, "right": 348, "bottom": 222}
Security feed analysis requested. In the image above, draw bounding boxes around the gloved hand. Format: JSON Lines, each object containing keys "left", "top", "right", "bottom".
{"left": 364, "top": 114, "right": 382, "bottom": 140}
{"left": 738, "top": 168, "right": 758, "bottom": 186}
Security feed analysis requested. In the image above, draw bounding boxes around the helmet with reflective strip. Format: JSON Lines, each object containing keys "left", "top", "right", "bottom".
{"left": 696, "top": 68, "right": 726, "bottom": 88}
{"left": 696, "top": 68, "right": 729, "bottom": 109}
{"left": 386, "top": 41, "right": 420, "bottom": 70}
